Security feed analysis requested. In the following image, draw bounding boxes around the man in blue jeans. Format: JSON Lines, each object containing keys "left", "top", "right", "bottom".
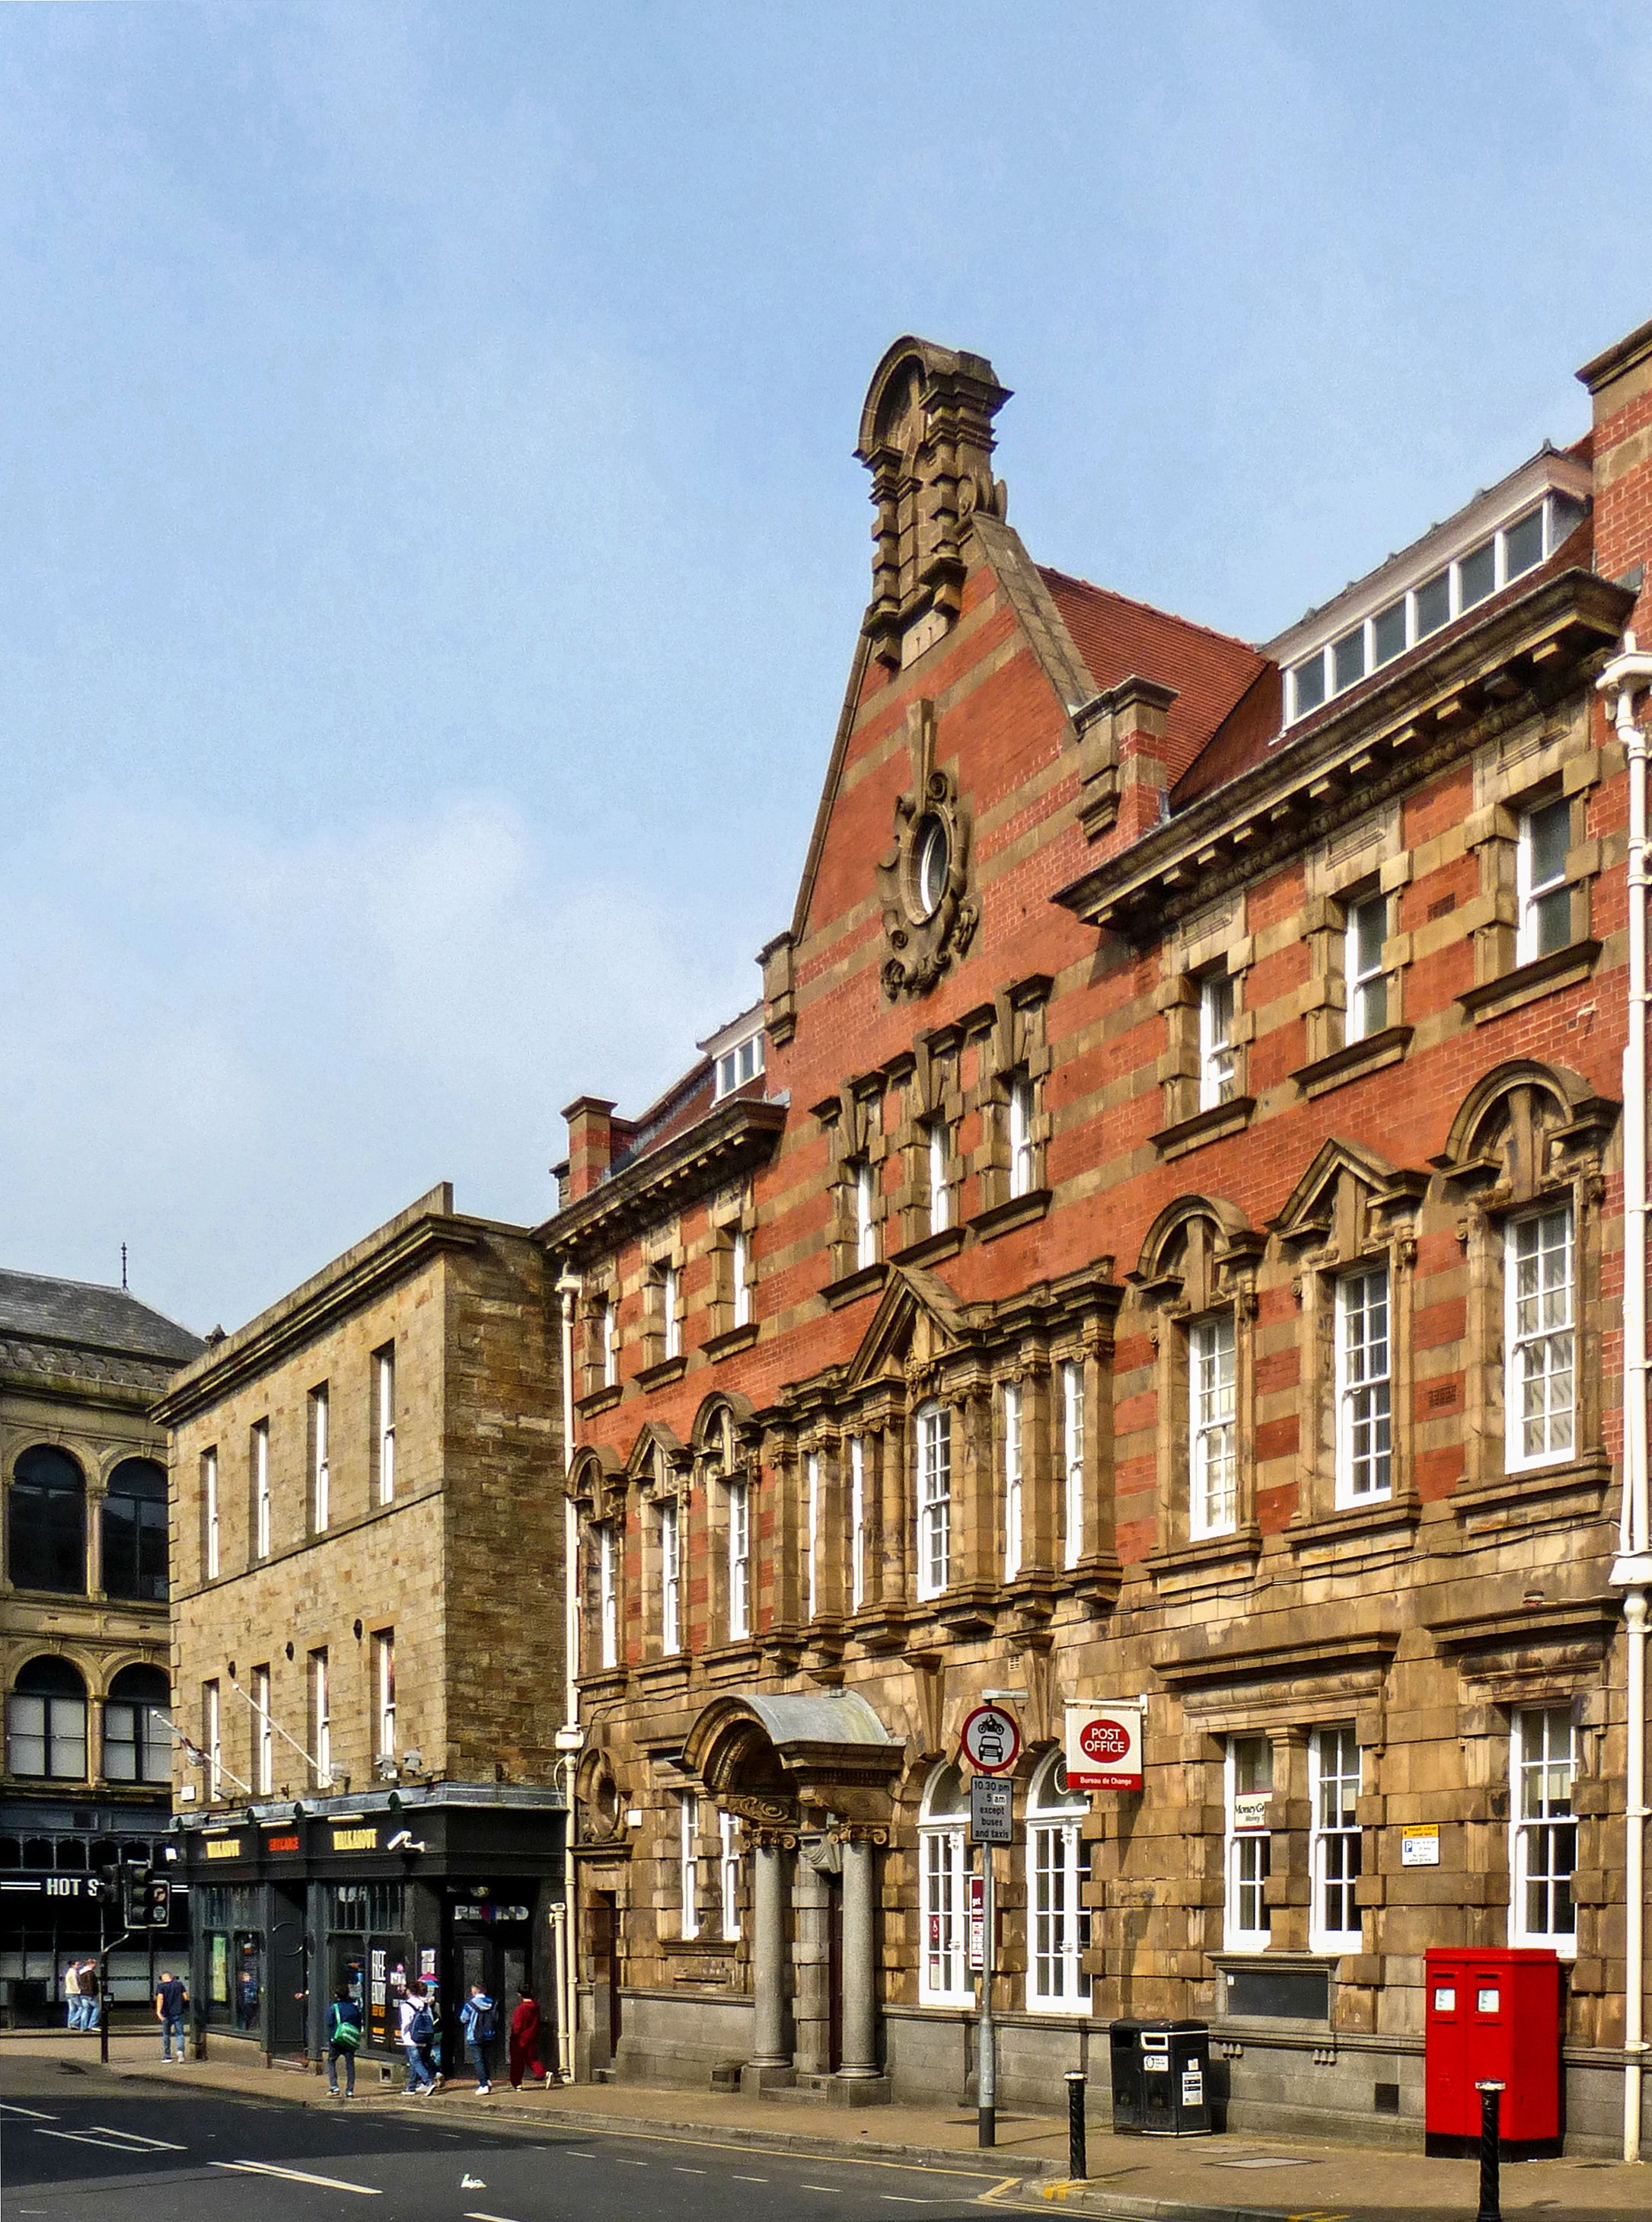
{"left": 459, "top": 1983, "right": 496, "bottom": 2095}
{"left": 155, "top": 1970, "right": 187, "bottom": 2061}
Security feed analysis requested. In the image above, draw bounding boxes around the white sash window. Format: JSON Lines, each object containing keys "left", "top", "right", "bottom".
{"left": 1062, "top": 1361, "right": 1084, "bottom": 1569}
{"left": 918, "top": 1763, "right": 971, "bottom": 2006}
{"left": 1335, "top": 1266, "right": 1392, "bottom": 1504}
{"left": 915, "top": 1403, "right": 951, "bottom": 1600}
{"left": 1506, "top": 1207, "right": 1574, "bottom": 1470}
{"left": 1189, "top": 1316, "right": 1237, "bottom": 1537}
{"left": 1026, "top": 1754, "right": 1090, "bottom": 2013}
{"left": 1309, "top": 1726, "right": 1362, "bottom": 1952}
{"left": 1224, "top": 1735, "right": 1272, "bottom": 1952}
{"left": 1003, "top": 1383, "right": 1023, "bottom": 1580}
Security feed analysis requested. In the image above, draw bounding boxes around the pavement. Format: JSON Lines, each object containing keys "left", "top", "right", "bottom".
{"left": 4, "top": 2029, "right": 1652, "bottom": 2220}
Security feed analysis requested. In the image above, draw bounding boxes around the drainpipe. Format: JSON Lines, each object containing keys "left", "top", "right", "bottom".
{"left": 554, "top": 1270, "right": 582, "bottom": 2083}
{"left": 1601, "top": 632, "right": 1652, "bottom": 2162}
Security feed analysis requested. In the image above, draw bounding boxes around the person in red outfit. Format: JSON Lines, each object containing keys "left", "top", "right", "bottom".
{"left": 508, "top": 1987, "right": 546, "bottom": 2088}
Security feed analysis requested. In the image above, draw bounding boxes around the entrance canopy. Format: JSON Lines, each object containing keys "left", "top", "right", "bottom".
{"left": 684, "top": 1689, "right": 904, "bottom": 1826}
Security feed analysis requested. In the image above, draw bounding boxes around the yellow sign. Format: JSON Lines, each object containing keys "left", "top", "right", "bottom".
{"left": 331, "top": 1827, "right": 378, "bottom": 1852}
{"left": 204, "top": 1837, "right": 244, "bottom": 1861}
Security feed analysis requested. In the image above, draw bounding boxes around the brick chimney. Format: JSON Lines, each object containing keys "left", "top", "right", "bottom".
{"left": 563, "top": 1096, "right": 617, "bottom": 1202}
{"left": 1579, "top": 313, "right": 1652, "bottom": 636}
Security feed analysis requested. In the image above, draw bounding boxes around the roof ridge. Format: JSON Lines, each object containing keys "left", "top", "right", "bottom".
{"left": 1036, "top": 563, "right": 1265, "bottom": 663}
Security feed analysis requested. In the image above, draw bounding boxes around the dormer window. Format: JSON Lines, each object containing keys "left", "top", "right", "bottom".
{"left": 1283, "top": 487, "right": 1586, "bottom": 726}
{"left": 714, "top": 1028, "right": 765, "bottom": 1101}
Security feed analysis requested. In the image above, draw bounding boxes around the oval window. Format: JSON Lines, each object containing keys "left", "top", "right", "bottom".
{"left": 914, "top": 816, "right": 950, "bottom": 918}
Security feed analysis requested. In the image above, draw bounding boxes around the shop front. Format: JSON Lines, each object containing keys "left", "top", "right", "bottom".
{"left": 178, "top": 1784, "right": 565, "bottom": 2073}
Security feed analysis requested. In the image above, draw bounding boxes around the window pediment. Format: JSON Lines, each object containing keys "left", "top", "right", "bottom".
{"left": 1271, "top": 1138, "right": 1427, "bottom": 1258}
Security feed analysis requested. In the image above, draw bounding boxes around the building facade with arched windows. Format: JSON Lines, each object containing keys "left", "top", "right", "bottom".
{"left": 0, "top": 1268, "right": 202, "bottom": 2018}
{"left": 543, "top": 318, "right": 1652, "bottom": 2149}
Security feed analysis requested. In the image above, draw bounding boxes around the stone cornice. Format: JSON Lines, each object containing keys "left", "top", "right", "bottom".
{"left": 538, "top": 1097, "right": 788, "bottom": 1266}
{"left": 1053, "top": 567, "right": 1634, "bottom": 940}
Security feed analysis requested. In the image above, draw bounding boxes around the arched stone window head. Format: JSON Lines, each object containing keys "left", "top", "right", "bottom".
{"left": 103, "top": 1457, "right": 168, "bottom": 1602}
{"left": 8, "top": 1656, "right": 88, "bottom": 1780}
{"left": 8, "top": 1446, "right": 87, "bottom": 1595}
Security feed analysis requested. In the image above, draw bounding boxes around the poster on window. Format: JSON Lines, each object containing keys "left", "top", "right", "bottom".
{"left": 968, "top": 1874, "right": 984, "bottom": 1971}
{"left": 1064, "top": 1700, "right": 1143, "bottom": 1791}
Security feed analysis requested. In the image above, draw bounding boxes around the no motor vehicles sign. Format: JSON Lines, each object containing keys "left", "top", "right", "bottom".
{"left": 1064, "top": 1700, "right": 1144, "bottom": 1791}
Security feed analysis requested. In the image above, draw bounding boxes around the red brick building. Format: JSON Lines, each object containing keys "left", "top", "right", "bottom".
{"left": 543, "top": 321, "right": 1652, "bottom": 2148}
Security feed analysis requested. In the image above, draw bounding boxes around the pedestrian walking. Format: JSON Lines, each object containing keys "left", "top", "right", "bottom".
{"left": 325, "top": 1984, "right": 363, "bottom": 2098}
{"left": 63, "top": 1957, "right": 84, "bottom": 2032}
{"left": 398, "top": 1986, "right": 437, "bottom": 2093}
{"left": 458, "top": 1981, "right": 496, "bottom": 2095}
{"left": 155, "top": 1970, "right": 188, "bottom": 2061}
{"left": 78, "top": 1959, "right": 100, "bottom": 2033}
{"left": 508, "top": 1987, "right": 545, "bottom": 2089}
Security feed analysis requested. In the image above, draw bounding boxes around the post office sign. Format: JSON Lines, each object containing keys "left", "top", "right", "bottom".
{"left": 1064, "top": 1700, "right": 1143, "bottom": 1791}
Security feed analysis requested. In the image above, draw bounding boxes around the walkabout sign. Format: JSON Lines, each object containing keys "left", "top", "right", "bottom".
{"left": 1064, "top": 1700, "right": 1144, "bottom": 1791}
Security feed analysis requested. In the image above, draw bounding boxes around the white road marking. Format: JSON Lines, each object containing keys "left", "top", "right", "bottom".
{"left": 674, "top": 2166, "right": 707, "bottom": 2174}
{"left": 613, "top": 2156, "right": 648, "bottom": 2165}
{"left": 565, "top": 2150, "right": 597, "bottom": 2157}
{"left": 732, "top": 2174, "right": 768, "bottom": 2182}
{"left": 464, "top": 2212, "right": 525, "bottom": 2221}
{"left": 212, "top": 2159, "right": 381, "bottom": 2195}
{"left": 89, "top": 2127, "right": 188, "bottom": 2150}
{"left": 38, "top": 2130, "right": 186, "bottom": 2154}
{"left": 0, "top": 2103, "right": 56, "bottom": 2120}
{"left": 799, "top": 2185, "right": 845, "bottom": 2193}
{"left": 881, "top": 2200, "right": 942, "bottom": 2208}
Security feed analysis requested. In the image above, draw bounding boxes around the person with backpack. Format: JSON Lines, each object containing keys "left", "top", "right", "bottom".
{"left": 325, "top": 1983, "right": 363, "bottom": 2098}
{"left": 459, "top": 1981, "right": 496, "bottom": 2095}
{"left": 398, "top": 1986, "right": 438, "bottom": 2093}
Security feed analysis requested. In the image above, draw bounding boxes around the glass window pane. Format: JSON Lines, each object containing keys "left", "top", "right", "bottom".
{"left": 1292, "top": 653, "right": 1326, "bottom": 717}
{"left": 1504, "top": 508, "right": 1544, "bottom": 579}
{"left": 1372, "top": 600, "right": 1407, "bottom": 666}
{"left": 1529, "top": 798, "right": 1569, "bottom": 884}
{"left": 1331, "top": 627, "right": 1367, "bottom": 693}
{"left": 1459, "top": 540, "right": 1496, "bottom": 609}
{"left": 1414, "top": 572, "right": 1451, "bottom": 637}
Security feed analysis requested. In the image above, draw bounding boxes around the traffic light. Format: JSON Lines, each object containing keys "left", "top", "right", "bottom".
{"left": 145, "top": 1877, "right": 171, "bottom": 1928}
{"left": 120, "top": 1866, "right": 151, "bottom": 1929}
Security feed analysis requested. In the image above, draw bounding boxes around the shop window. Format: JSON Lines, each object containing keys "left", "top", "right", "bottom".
{"left": 915, "top": 1402, "right": 952, "bottom": 1601}
{"left": 7, "top": 1656, "right": 88, "bottom": 1780}
{"left": 8, "top": 1445, "right": 87, "bottom": 1595}
{"left": 104, "top": 1664, "right": 170, "bottom": 1786}
{"left": 1223, "top": 1735, "right": 1272, "bottom": 1952}
{"left": 1002, "top": 1382, "right": 1024, "bottom": 1580}
{"left": 1026, "top": 1753, "right": 1091, "bottom": 2013}
{"left": 1505, "top": 1206, "right": 1574, "bottom": 1471}
{"left": 309, "top": 1386, "right": 330, "bottom": 1532}
{"left": 678, "top": 1792, "right": 700, "bottom": 1940}
{"left": 1061, "top": 1361, "right": 1085, "bottom": 1570}
{"left": 250, "top": 1419, "right": 271, "bottom": 1562}
{"left": 1309, "top": 1726, "right": 1362, "bottom": 1953}
{"left": 1188, "top": 1315, "right": 1238, "bottom": 1538}
{"left": 373, "top": 1343, "right": 397, "bottom": 1504}
{"left": 1511, "top": 1708, "right": 1576, "bottom": 1952}
{"left": 1335, "top": 1266, "right": 1392, "bottom": 1505}
{"left": 918, "top": 1762, "right": 971, "bottom": 2006}
{"left": 101, "top": 1457, "right": 168, "bottom": 1602}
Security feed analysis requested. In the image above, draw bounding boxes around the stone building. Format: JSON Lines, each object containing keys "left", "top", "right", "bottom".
{"left": 0, "top": 1268, "right": 200, "bottom": 2019}
{"left": 156, "top": 1183, "right": 567, "bottom": 2069}
{"left": 543, "top": 318, "right": 1652, "bottom": 2148}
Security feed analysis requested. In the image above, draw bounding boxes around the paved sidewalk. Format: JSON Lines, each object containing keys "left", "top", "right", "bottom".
{"left": 6, "top": 2030, "right": 1652, "bottom": 2216}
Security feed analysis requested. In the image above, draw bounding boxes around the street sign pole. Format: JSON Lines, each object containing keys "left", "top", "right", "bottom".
{"left": 97, "top": 1894, "right": 108, "bottom": 2066}
{"left": 978, "top": 1839, "right": 997, "bottom": 2147}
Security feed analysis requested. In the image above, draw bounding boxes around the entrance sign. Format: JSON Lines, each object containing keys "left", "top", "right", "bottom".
{"left": 960, "top": 1703, "right": 1022, "bottom": 1776}
{"left": 970, "top": 1776, "right": 1013, "bottom": 1846}
{"left": 1064, "top": 1700, "right": 1143, "bottom": 1791}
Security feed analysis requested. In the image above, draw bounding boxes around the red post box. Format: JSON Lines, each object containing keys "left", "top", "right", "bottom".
{"left": 1424, "top": 1946, "right": 1561, "bottom": 2147}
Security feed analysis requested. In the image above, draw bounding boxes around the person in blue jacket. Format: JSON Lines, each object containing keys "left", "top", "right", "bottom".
{"left": 459, "top": 1982, "right": 496, "bottom": 2095}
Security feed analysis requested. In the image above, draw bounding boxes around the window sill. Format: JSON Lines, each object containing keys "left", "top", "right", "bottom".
{"left": 576, "top": 1384, "right": 623, "bottom": 1418}
{"left": 935, "top": 1581, "right": 999, "bottom": 1637}
{"left": 576, "top": 1667, "right": 630, "bottom": 1701}
{"left": 1287, "top": 1497, "right": 1419, "bottom": 1556}
{"left": 968, "top": 1187, "right": 1051, "bottom": 1242}
{"left": 1457, "top": 939, "right": 1601, "bottom": 1023}
{"left": 889, "top": 1225, "right": 967, "bottom": 1269}
{"left": 703, "top": 1322, "right": 759, "bottom": 1362}
{"left": 634, "top": 1653, "right": 691, "bottom": 1690}
{"left": 1150, "top": 1096, "right": 1255, "bottom": 1161}
{"left": 823, "top": 1261, "right": 887, "bottom": 1310}
{"left": 699, "top": 1638, "right": 764, "bottom": 1679}
{"left": 634, "top": 1354, "right": 687, "bottom": 1390}
{"left": 845, "top": 1603, "right": 911, "bottom": 1654}
{"left": 1291, "top": 1024, "right": 1414, "bottom": 1100}
{"left": 1451, "top": 1449, "right": 1610, "bottom": 1528}
{"left": 1145, "top": 1525, "right": 1262, "bottom": 1585}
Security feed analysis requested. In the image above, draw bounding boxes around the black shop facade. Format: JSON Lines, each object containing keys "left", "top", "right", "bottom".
{"left": 174, "top": 1784, "right": 566, "bottom": 2069}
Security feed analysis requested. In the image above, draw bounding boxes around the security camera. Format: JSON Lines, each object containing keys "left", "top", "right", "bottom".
{"left": 386, "top": 1828, "right": 426, "bottom": 1854}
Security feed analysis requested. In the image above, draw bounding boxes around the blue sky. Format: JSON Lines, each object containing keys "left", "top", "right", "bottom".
{"left": 1, "top": 1, "right": 1648, "bottom": 1331}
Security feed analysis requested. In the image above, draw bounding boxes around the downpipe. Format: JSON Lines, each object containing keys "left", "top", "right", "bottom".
{"left": 1600, "top": 634, "right": 1652, "bottom": 2161}
{"left": 556, "top": 1271, "right": 582, "bottom": 2085}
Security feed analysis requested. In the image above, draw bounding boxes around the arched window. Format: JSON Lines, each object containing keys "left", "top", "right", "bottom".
{"left": 104, "top": 1665, "right": 171, "bottom": 1785}
{"left": 102, "top": 1459, "right": 168, "bottom": 1603}
{"left": 8, "top": 1447, "right": 87, "bottom": 1595}
{"left": 918, "top": 1761, "right": 971, "bottom": 2007}
{"left": 7, "top": 1657, "right": 88, "bottom": 1780}
{"left": 1025, "top": 1751, "right": 1090, "bottom": 2013}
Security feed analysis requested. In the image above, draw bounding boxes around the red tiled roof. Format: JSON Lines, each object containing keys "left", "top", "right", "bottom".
{"left": 1039, "top": 567, "right": 1270, "bottom": 788}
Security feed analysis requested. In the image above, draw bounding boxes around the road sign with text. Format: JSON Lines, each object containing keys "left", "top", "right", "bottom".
{"left": 1064, "top": 1700, "right": 1144, "bottom": 1791}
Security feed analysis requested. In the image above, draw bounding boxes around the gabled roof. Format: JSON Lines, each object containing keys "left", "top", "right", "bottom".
{"left": 0, "top": 1269, "right": 202, "bottom": 1365}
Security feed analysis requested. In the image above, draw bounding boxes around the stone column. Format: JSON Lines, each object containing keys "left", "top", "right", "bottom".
{"left": 838, "top": 1834, "right": 879, "bottom": 2079}
{"left": 793, "top": 1845, "right": 831, "bottom": 2075}
{"left": 747, "top": 1834, "right": 793, "bottom": 2080}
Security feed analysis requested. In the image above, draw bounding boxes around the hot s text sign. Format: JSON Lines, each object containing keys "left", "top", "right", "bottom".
{"left": 1065, "top": 1701, "right": 1143, "bottom": 1792}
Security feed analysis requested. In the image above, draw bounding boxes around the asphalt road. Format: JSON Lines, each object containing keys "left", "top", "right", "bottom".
{"left": 0, "top": 2051, "right": 1015, "bottom": 2222}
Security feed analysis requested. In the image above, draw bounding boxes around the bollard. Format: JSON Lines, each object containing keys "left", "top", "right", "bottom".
{"left": 1475, "top": 2080, "right": 1504, "bottom": 2222}
{"left": 1066, "top": 2069, "right": 1088, "bottom": 2182}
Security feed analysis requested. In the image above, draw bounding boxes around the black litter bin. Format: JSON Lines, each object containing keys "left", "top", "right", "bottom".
{"left": 1108, "top": 2019, "right": 1145, "bottom": 2133}
{"left": 1139, "top": 2021, "right": 1212, "bottom": 2135}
